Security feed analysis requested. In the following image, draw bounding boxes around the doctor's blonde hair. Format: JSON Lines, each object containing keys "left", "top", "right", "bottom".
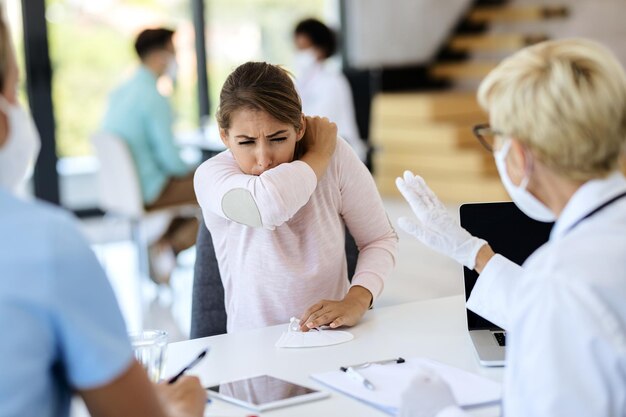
{"left": 478, "top": 38, "right": 626, "bottom": 180}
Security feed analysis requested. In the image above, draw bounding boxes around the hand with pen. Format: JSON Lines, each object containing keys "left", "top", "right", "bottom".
{"left": 299, "top": 285, "right": 372, "bottom": 332}
{"left": 154, "top": 349, "right": 209, "bottom": 417}
{"left": 155, "top": 376, "right": 207, "bottom": 417}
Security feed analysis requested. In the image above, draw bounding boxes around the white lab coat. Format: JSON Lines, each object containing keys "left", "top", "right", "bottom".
{"left": 295, "top": 62, "right": 368, "bottom": 162}
{"left": 444, "top": 172, "right": 626, "bottom": 417}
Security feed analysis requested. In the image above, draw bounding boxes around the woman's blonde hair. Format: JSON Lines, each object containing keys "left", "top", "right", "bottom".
{"left": 478, "top": 38, "right": 626, "bottom": 180}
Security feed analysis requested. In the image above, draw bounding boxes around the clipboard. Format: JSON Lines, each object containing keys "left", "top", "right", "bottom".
{"left": 310, "top": 357, "right": 501, "bottom": 415}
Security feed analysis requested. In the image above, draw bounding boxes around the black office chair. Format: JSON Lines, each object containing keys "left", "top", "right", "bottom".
{"left": 190, "top": 220, "right": 359, "bottom": 339}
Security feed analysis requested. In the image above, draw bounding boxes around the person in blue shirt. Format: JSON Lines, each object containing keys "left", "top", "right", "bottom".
{"left": 0, "top": 16, "right": 206, "bottom": 417}
{"left": 102, "top": 28, "right": 198, "bottom": 285}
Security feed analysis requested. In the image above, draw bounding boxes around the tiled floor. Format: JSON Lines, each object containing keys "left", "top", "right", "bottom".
{"left": 81, "top": 198, "right": 465, "bottom": 343}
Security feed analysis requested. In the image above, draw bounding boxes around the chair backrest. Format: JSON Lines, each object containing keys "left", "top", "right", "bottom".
{"left": 190, "top": 220, "right": 227, "bottom": 338}
{"left": 92, "top": 132, "right": 144, "bottom": 218}
{"left": 190, "top": 222, "right": 359, "bottom": 338}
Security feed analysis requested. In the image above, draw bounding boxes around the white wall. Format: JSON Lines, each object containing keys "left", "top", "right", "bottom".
{"left": 490, "top": 0, "right": 626, "bottom": 68}
{"left": 345, "top": 0, "right": 626, "bottom": 70}
{"left": 344, "top": 0, "right": 473, "bottom": 68}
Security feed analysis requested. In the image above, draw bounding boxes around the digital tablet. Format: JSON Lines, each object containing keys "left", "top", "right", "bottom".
{"left": 206, "top": 375, "right": 329, "bottom": 411}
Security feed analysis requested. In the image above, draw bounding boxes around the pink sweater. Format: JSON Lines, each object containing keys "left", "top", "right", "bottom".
{"left": 194, "top": 139, "right": 398, "bottom": 332}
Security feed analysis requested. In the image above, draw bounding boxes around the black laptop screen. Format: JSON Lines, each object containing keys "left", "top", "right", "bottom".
{"left": 460, "top": 202, "right": 553, "bottom": 331}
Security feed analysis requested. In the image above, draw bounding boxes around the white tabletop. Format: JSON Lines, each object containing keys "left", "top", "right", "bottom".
{"left": 164, "top": 295, "right": 503, "bottom": 417}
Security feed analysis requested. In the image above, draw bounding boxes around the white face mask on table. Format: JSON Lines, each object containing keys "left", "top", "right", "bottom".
{"left": 0, "top": 97, "right": 41, "bottom": 192}
{"left": 494, "top": 139, "right": 556, "bottom": 223}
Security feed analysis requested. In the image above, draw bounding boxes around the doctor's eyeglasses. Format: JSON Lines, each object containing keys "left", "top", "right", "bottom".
{"left": 472, "top": 123, "right": 504, "bottom": 153}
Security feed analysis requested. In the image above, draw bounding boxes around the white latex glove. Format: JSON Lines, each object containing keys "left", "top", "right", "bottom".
{"left": 396, "top": 171, "right": 486, "bottom": 270}
{"left": 399, "top": 367, "right": 460, "bottom": 417}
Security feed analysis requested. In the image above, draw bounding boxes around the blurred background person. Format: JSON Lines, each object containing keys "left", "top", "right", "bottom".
{"left": 293, "top": 17, "right": 367, "bottom": 163}
{"left": 101, "top": 27, "right": 199, "bottom": 286}
{"left": 0, "top": 12, "right": 206, "bottom": 417}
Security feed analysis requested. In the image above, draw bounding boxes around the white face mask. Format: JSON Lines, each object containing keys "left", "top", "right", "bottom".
{"left": 494, "top": 140, "right": 556, "bottom": 223}
{"left": 293, "top": 48, "right": 318, "bottom": 77}
{"left": 0, "top": 97, "right": 41, "bottom": 192}
{"left": 166, "top": 56, "right": 178, "bottom": 82}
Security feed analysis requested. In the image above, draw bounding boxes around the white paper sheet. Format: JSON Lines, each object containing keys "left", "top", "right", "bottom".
{"left": 310, "top": 357, "right": 501, "bottom": 415}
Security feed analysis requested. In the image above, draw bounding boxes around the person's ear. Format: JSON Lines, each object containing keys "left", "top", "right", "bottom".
{"left": 296, "top": 114, "right": 306, "bottom": 141}
{"left": 219, "top": 128, "right": 230, "bottom": 148}
{"left": 508, "top": 138, "right": 529, "bottom": 182}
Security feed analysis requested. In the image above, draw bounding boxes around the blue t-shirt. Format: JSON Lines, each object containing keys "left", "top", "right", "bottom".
{"left": 101, "top": 65, "right": 190, "bottom": 204}
{"left": 0, "top": 189, "right": 133, "bottom": 417}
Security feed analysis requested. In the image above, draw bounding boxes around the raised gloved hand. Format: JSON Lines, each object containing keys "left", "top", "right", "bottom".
{"left": 396, "top": 171, "right": 486, "bottom": 270}
{"left": 399, "top": 367, "right": 459, "bottom": 417}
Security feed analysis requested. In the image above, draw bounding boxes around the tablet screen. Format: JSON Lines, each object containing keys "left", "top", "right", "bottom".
{"left": 207, "top": 375, "right": 318, "bottom": 406}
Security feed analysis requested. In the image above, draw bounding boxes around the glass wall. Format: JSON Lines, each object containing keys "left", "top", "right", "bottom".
{"left": 10, "top": 0, "right": 339, "bottom": 159}
{"left": 44, "top": 0, "right": 199, "bottom": 158}
{"left": 206, "top": 0, "right": 339, "bottom": 115}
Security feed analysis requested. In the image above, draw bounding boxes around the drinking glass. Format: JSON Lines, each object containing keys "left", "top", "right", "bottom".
{"left": 129, "top": 329, "right": 168, "bottom": 383}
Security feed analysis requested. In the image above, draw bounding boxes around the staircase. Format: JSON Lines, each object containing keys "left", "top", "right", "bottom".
{"left": 371, "top": 3, "right": 569, "bottom": 202}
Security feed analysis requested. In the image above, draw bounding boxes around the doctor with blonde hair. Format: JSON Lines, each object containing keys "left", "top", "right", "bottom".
{"left": 397, "top": 38, "right": 626, "bottom": 417}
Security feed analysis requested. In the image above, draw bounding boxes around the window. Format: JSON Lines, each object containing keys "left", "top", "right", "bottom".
{"left": 206, "top": 0, "right": 339, "bottom": 115}
{"left": 45, "top": 0, "right": 199, "bottom": 157}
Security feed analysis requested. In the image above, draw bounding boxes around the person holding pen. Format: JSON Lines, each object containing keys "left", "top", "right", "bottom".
{"left": 0, "top": 13, "right": 206, "bottom": 417}
{"left": 397, "top": 39, "right": 626, "bottom": 417}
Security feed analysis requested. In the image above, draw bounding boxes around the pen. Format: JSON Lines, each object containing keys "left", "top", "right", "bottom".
{"left": 345, "top": 357, "right": 405, "bottom": 369}
{"left": 168, "top": 348, "right": 209, "bottom": 384}
{"left": 340, "top": 366, "right": 375, "bottom": 390}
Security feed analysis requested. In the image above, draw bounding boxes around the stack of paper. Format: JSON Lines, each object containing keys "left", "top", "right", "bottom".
{"left": 310, "top": 357, "right": 501, "bottom": 415}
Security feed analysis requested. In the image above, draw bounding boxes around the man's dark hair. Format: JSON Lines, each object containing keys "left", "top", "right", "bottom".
{"left": 134, "top": 28, "right": 175, "bottom": 60}
{"left": 294, "top": 18, "right": 337, "bottom": 59}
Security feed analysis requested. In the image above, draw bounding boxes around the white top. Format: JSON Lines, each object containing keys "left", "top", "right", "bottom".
{"left": 295, "top": 62, "right": 368, "bottom": 161}
{"left": 194, "top": 139, "right": 397, "bottom": 332}
{"left": 462, "top": 172, "right": 626, "bottom": 417}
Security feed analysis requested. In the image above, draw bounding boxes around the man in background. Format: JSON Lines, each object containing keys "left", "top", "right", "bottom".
{"left": 102, "top": 28, "right": 198, "bottom": 285}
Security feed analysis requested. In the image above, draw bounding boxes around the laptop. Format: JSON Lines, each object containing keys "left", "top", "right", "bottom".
{"left": 459, "top": 202, "right": 553, "bottom": 367}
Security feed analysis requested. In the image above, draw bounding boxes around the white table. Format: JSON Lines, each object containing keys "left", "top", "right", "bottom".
{"left": 164, "top": 295, "right": 503, "bottom": 417}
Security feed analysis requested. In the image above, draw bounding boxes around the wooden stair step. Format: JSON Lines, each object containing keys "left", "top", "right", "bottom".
{"left": 374, "top": 152, "right": 497, "bottom": 177}
{"left": 372, "top": 92, "right": 483, "bottom": 119}
{"left": 371, "top": 124, "right": 482, "bottom": 151}
{"left": 467, "top": 5, "right": 568, "bottom": 24}
{"left": 429, "top": 61, "right": 498, "bottom": 80}
{"left": 376, "top": 175, "right": 509, "bottom": 203}
{"left": 448, "top": 33, "right": 548, "bottom": 52}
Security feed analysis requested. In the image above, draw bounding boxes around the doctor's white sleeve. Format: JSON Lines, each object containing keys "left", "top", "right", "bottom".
{"left": 194, "top": 151, "right": 317, "bottom": 230}
{"left": 466, "top": 254, "right": 524, "bottom": 329}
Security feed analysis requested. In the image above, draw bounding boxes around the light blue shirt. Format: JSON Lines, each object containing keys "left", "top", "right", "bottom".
{"left": 102, "top": 65, "right": 190, "bottom": 204}
{"left": 0, "top": 189, "right": 133, "bottom": 417}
